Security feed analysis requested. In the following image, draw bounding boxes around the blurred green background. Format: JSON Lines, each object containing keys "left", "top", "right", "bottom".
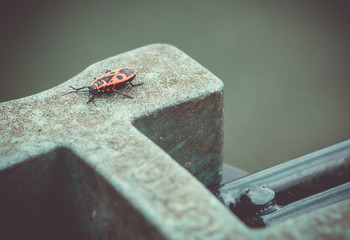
{"left": 1, "top": 0, "right": 350, "bottom": 173}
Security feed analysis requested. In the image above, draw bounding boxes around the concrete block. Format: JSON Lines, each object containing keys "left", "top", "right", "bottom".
{"left": 1, "top": 44, "right": 349, "bottom": 240}
{"left": 0, "top": 44, "right": 230, "bottom": 239}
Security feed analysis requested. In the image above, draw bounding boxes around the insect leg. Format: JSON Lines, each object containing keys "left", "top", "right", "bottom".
{"left": 86, "top": 95, "right": 97, "bottom": 106}
{"left": 129, "top": 82, "right": 144, "bottom": 87}
{"left": 111, "top": 89, "right": 133, "bottom": 99}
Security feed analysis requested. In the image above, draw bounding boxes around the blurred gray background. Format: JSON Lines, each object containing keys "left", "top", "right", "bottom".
{"left": 1, "top": 0, "right": 350, "bottom": 173}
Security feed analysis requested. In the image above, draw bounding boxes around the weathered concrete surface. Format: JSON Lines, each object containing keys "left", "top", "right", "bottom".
{"left": 1, "top": 44, "right": 349, "bottom": 239}
{"left": 0, "top": 44, "right": 235, "bottom": 239}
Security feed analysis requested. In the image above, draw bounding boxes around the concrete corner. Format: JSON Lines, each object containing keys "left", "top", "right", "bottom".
{"left": 0, "top": 44, "right": 234, "bottom": 239}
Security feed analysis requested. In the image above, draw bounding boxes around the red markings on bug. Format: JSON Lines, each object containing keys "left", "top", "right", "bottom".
{"left": 63, "top": 67, "right": 143, "bottom": 105}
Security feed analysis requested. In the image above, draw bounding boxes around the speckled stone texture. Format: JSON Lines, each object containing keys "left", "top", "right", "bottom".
{"left": 1, "top": 44, "right": 349, "bottom": 240}
{"left": 0, "top": 44, "right": 230, "bottom": 239}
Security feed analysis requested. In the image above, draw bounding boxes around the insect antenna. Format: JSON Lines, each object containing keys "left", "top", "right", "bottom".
{"left": 62, "top": 86, "right": 89, "bottom": 96}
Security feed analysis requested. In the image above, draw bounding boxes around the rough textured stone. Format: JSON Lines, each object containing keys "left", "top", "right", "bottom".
{"left": 0, "top": 44, "right": 233, "bottom": 239}
{"left": 1, "top": 44, "right": 349, "bottom": 239}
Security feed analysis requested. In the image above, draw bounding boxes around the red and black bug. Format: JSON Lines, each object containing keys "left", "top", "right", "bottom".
{"left": 63, "top": 67, "right": 143, "bottom": 104}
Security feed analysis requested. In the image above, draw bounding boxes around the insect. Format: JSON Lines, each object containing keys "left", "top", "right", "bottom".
{"left": 63, "top": 67, "right": 143, "bottom": 104}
